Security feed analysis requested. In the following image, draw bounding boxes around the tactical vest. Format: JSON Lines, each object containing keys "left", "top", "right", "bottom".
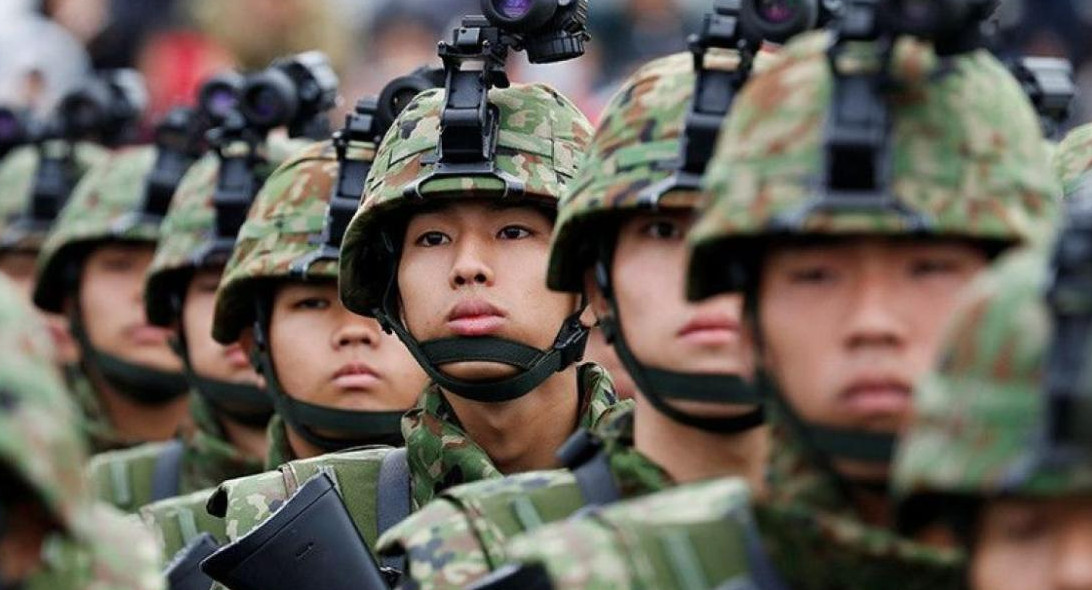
{"left": 140, "top": 487, "right": 227, "bottom": 561}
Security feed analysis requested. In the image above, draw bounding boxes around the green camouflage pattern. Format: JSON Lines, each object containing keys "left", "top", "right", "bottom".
{"left": 893, "top": 250, "right": 1092, "bottom": 509}
{"left": 212, "top": 138, "right": 368, "bottom": 344}
{"left": 1054, "top": 123, "right": 1092, "bottom": 197}
{"left": 34, "top": 145, "right": 161, "bottom": 313}
{"left": 263, "top": 414, "right": 296, "bottom": 469}
{"left": 139, "top": 487, "right": 226, "bottom": 560}
{"left": 26, "top": 504, "right": 165, "bottom": 590}
{"left": 548, "top": 50, "right": 770, "bottom": 292}
{"left": 687, "top": 32, "right": 1060, "bottom": 300}
{"left": 85, "top": 394, "right": 263, "bottom": 512}
{"left": 0, "top": 142, "right": 108, "bottom": 253}
{"left": 145, "top": 137, "right": 310, "bottom": 327}
{"left": 376, "top": 407, "right": 666, "bottom": 590}
{"left": 0, "top": 274, "right": 90, "bottom": 537}
{"left": 65, "top": 366, "right": 131, "bottom": 454}
{"left": 339, "top": 82, "right": 593, "bottom": 316}
{"left": 406, "top": 363, "right": 624, "bottom": 508}
{"left": 502, "top": 477, "right": 764, "bottom": 590}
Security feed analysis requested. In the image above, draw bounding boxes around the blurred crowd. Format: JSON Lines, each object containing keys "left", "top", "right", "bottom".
{"left": 3, "top": 0, "right": 1090, "bottom": 132}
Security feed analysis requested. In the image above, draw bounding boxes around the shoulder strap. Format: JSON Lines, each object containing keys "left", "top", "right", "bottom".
{"left": 151, "top": 439, "right": 186, "bottom": 503}
{"left": 556, "top": 429, "right": 621, "bottom": 507}
{"left": 377, "top": 447, "right": 411, "bottom": 573}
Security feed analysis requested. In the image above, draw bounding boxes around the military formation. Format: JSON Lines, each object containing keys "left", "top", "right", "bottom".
{"left": 2, "top": 0, "right": 1092, "bottom": 589}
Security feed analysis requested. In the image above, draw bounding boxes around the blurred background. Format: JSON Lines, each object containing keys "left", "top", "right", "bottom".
{"left": 0, "top": 0, "right": 1089, "bottom": 131}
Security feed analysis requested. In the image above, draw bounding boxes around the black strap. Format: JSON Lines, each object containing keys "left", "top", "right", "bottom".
{"left": 377, "top": 448, "right": 411, "bottom": 573}
{"left": 556, "top": 429, "right": 622, "bottom": 507}
{"left": 152, "top": 439, "right": 186, "bottom": 502}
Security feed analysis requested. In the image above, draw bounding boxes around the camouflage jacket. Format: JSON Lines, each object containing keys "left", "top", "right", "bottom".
{"left": 374, "top": 406, "right": 660, "bottom": 590}
{"left": 27, "top": 503, "right": 165, "bottom": 590}
{"left": 406, "top": 363, "right": 623, "bottom": 509}
{"left": 203, "top": 363, "right": 623, "bottom": 579}
{"left": 65, "top": 364, "right": 129, "bottom": 454}
{"left": 85, "top": 395, "right": 263, "bottom": 512}
{"left": 139, "top": 487, "right": 226, "bottom": 562}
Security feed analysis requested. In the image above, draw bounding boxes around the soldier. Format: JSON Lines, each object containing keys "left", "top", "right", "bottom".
{"left": 83, "top": 140, "right": 305, "bottom": 518}
{"left": 336, "top": 80, "right": 624, "bottom": 512}
{"left": 32, "top": 146, "right": 191, "bottom": 452}
{"left": 0, "top": 275, "right": 163, "bottom": 590}
{"left": 371, "top": 47, "right": 772, "bottom": 590}
{"left": 485, "top": 27, "right": 1059, "bottom": 590}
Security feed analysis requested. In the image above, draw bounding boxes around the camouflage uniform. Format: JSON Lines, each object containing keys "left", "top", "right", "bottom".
{"left": 1054, "top": 122, "right": 1092, "bottom": 197}
{"left": 494, "top": 31, "right": 1060, "bottom": 590}
{"left": 86, "top": 139, "right": 306, "bottom": 515}
{"left": 0, "top": 143, "right": 116, "bottom": 453}
{"left": 33, "top": 145, "right": 192, "bottom": 451}
{"left": 371, "top": 51, "right": 761, "bottom": 590}
{"left": 0, "top": 275, "right": 163, "bottom": 590}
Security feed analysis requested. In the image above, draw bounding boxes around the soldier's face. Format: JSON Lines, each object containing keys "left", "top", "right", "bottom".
{"left": 972, "top": 497, "right": 1092, "bottom": 590}
{"left": 0, "top": 251, "right": 78, "bottom": 367}
{"left": 180, "top": 267, "right": 260, "bottom": 387}
{"left": 589, "top": 210, "right": 753, "bottom": 411}
{"left": 268, "top": 281, "right": 425, "bottom": 414}
{"left": 397, "top": 201, "right": 579, "bottom": 382}
{"left": 79, "top": 244, "right": 181, "bottom": 372}
{"left": 757, "top": 238, "right": 987, "bottom": 479}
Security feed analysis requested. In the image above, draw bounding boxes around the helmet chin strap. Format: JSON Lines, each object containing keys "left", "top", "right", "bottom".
{"left": 591, "top": 248, "right": 765, "bottom": 434}
{"left": 373, "top": 255, "right": 591, "bottom": 404}
{"left": 67, "top": 303, "right": 189, "bottom": 406}
{"left": 251, "top": 296, "right": 406, "bottom": 453}
{"left": 168, "top": 333, "right": 273, "bottom": 428}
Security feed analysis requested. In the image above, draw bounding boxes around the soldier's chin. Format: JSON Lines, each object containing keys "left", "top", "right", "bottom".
{"left": 831, "top": 459, "right": 891, "bottom": 487}
{"left": 436, "top": 361, "right": 520, "bottom": 384}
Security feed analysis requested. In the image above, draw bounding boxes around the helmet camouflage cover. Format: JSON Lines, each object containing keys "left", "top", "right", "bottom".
{"left": 893, "top": 250, "right": 1092, "bottom": 524}
{"left": 33, "top": 145, "right": 159, "bottom": 313}
{"left": 687, "top": 31, "right": 1060, "bottom": 300}
{"left": 338, "top": 82, "right": 593, "bottom": 316}
{"left": 547, "top": 50, "right": 768, "bottom": 293}
{"left": 0, "top": 275, "right": 91, "bottom": 539}
{"left": 212, "top": 139, "right": 362, "bottom": 344}
{"left": 0, "top": 142, "right": 107, "bottom": 253}
{"left": 145, "top": 137, "right": 310, "bottom": 327}
{"left": 1054, "top": 122, "right": 1092, "bottom": 197}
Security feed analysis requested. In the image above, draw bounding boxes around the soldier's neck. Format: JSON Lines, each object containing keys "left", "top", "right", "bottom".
{"left": 284, "top": 428, "right": 325, "bottom": 461}
{"left": 221, "top": 417, "right": 270, "bottom": 461}
{"left": 94, "top": 378, "right": 191, "bottom": 443}
{"left": 634, "top": 394, "right": 769, "bottom": 495}
{"left": 444, "top": 366, "right": 580, "bottom": 475}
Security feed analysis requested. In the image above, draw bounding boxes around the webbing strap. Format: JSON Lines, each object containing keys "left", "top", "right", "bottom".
{"left": 377, "top": 448, "right": 411, "bottom": 573}
{"left": 151, "top": 439, "right": 186, "bottom": 503}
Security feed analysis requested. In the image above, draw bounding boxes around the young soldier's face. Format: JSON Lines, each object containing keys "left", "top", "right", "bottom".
{"left": 79, "top": 244, "right": 181, "bottom": 372}
{"left": 397, "top": 201, "right": 578, "bottom": 382}
{"left": 268, "top": 281, "right": 425, "bottom": 412}
{"left": 180, "top": 267, "right": 259, "bottom": 386}
{"left": 972, "top": 497, "right": 1092, "bottom": 590}
{"left": 589, "top": 210, "right": 752, "bottom": 410}
{"left": 0, "top": 251, "right": 78, "bottom": 366}
{"left": 756, "top": 238, "right": 987, "bottom": 479}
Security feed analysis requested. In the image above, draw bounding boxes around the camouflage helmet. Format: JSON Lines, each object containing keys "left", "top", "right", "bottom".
{"left": 339, "top": 82, "right": 593, "bottom": 317}
{"left": 0, "top": 142, "right": 107, "bottom": 253}
{"left": 893, "top": 250, "right": 1092, "bottom": 530}
{"left": 145, "top": 137, "right": 309, "bottom": 328}
{"left": 687, "top": 32, "right": 1060, "bottom": 300}
{"left": 213, "top": 139, "right": 362, "bottom": 344}
{"left": 1054, "top": 122, "right": 1092, "bottom": 198}
{"left": 33, "top": 145, "right": 159, "bottom": 313}
{"left": 0, "top": 275, "right": 91, "bottom": 539}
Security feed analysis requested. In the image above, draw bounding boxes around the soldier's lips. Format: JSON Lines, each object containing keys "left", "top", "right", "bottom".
{"left": 676, "top": 313, "right": 740, "bottom": 346}
{"left": 332, "top": 362, "right": 381, "bottom": 390}
{"left": 222, "top": 345, "right": 251, "bottom": 370}
{"left": 839, "top": 378, "right": 912, "bottom": 418}
{"left": 447, "top": 300, "right": 507, "bottom": 337}
{"left": 126, "top": 325, "right": 172, "bottom": 346}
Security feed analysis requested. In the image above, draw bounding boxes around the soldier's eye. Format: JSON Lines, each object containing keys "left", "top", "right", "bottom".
{"left": 497, "top": 225, "right": 533, "bottom": 240}
{"left": 414, "top": 231, "right": 450, "bottom": 247}
{"left": 292, "top": 297, "right": 331, "bottom": 311}
{"left": 909, "top": 258, "right": 961, "bottom": 278}
{"left": 788, "top": 267, "right": 836, "bottom": 284}
{"left": 639, "top": 220, "right": 682, "bottom": 240}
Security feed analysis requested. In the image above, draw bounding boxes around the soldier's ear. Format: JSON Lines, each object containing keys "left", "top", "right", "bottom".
{"left": 582, "top": 268, "right": 609, "bottom": 321}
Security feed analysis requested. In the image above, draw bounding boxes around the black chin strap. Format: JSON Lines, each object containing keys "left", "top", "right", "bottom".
{"left": 592, "top": 248, "right": 764, "bottom": 433}
{"left": 373, "top": 247, "right": 590, "bottom": 403}
{"left": 252, "top": 297, "right": 406, "bottom": 452}
{"left": 168, "top": 334, "right": 273, "bottom": 428}
{"left": 67, "top": 304, "right": 189, "bottom": 406}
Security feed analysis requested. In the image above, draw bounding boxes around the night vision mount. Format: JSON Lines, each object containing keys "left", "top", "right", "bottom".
{"left": 403, "top": 0, "right": 590, "bottom": 199}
